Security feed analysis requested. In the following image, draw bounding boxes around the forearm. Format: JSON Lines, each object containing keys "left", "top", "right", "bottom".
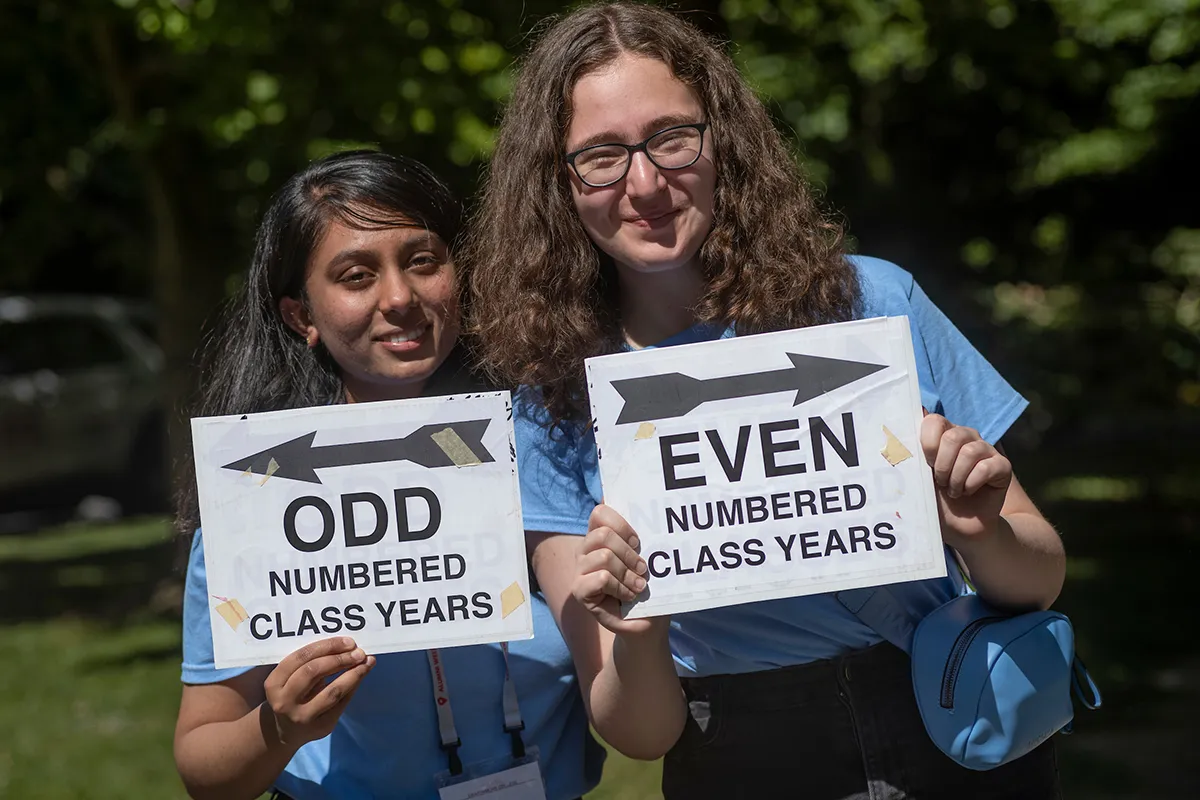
{"left": 175, "top": 703, "right": 298, "bottom": 800}
{"left": 952, "top": 512, "right": 1065, "bottom": 611}
{"left": 587, "top": 624, "right": 686, "bottom": 760}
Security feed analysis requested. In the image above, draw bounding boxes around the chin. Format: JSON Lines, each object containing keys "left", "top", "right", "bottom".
{"left": 621, "top": 251, "right": 694, "bottom": 274}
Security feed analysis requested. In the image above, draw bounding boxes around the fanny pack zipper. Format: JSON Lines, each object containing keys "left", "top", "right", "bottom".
{"left": 940, "top": 616, "right": 1005, "bottom": 709}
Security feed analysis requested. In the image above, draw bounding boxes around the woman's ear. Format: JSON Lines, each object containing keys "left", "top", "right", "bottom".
{"left": 279, "top": 296, "right": 318, "bottom": 348}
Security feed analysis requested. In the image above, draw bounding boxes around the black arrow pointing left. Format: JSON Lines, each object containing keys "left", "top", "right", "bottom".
{"left": 222, "top": 419, "right": 494, "bottom": 484}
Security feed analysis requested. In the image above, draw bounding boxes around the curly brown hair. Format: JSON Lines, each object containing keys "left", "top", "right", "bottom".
{"left": 464, "top": 1, "right": 859, "bottom": 424}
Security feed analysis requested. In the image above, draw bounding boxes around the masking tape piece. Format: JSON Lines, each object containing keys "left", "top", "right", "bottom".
{"left": 634, "top": 422, "right": 656, "bottom": 440}
{"left": 215, "top": 599, "right": 249, "bottom": 629}
{"left": 258, "top": 457, "right": 280, "bottom": 485}
{"left": 242, "top": 468, "right": 252, "bottom": 478}
{"left": 500, "top": 582, "right": 526, "bottom": 619}
{"left": 880, "top": 426, "right": 913, "bottom": 466}
{"left": 432, "top": 427, "right": 483, "bottom": 467}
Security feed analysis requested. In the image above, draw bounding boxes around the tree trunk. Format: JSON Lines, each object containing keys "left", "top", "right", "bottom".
{"left": 90, "top": 17, "right": 223, "bottom": 515}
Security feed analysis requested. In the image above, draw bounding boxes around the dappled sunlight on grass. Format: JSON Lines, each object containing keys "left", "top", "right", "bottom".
{"left": 1042, "top": 475, "right": 1145, "bottom": 503}
{"left": 0, "top": 516, "right": 174, "bottom": 563}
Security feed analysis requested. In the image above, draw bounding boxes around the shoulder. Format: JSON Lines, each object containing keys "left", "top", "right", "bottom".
{"left": 847, "top": 255, "right": 916, "bottom": 317}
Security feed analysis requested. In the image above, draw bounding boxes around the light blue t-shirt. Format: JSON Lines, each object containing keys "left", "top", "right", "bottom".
{"left": 182, "top": 532, "right": 604, "bottom": 799}
{"left": 513, "top": 256, "right": 1029, "bottom": 677}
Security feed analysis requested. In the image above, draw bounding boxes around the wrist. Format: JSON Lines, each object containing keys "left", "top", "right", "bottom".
{"left": 257, "top": 702, "right": 305, "bottom": 755}
{"left": 615, "top": 618, "right": 672, "bottom": 649}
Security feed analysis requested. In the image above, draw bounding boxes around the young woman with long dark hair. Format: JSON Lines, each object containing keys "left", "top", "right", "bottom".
{"left": 171, "top": 150, "right": 678, "bottom": 800}
{"left": 465, "top": 4, "right": 1066, "bottom": 798}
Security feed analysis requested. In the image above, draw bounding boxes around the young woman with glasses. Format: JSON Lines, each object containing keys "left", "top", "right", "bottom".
{"left": 465, "top": 3, "right": 1067, "bottom": 798}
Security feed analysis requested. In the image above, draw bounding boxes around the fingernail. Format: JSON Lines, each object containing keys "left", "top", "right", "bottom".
{"left": 634, "top": 576, "right": 647, "bottom": 592}
{"left": 340, "top": 637, "right": 354, "bottom": 648}
{"left": 352, "top": 648, "right": 366, "bottom": 661}
{"left": 948, "top": 488, "right": 960, "bottom": 499}
{"left": 636, "top": 559, "right": 647, "bottom": 575}
{"left": 365, "top": 655, "right": 376, "bottom": 668}
{"left": 629, "top": 536, "right": 640, "bottom": 550}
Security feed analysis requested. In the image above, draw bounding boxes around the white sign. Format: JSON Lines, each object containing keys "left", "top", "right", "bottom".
{"left": 192, "top": 392, "right": 532, "bottom": 668}
{"left": 586, "top": 316, "right": 945, "bottom": 619}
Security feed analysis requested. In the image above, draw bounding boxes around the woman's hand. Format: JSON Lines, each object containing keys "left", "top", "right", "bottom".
{"left": 263, "top": 637, "right": 376, "bottom": 747}
{"left": 573, "top": 504, "right": 662, "bottom": 636}
{"left": 920, "top": 413, "right": 1010, "bottom": 547}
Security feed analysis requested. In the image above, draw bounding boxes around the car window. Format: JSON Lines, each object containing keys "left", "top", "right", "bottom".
{"left": 0, "top": 315, "right": 128, "bottom": 376}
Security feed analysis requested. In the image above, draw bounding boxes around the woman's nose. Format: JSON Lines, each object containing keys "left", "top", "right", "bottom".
{"left": 624, "top": 151, "right": 667, "bottom": 198}
{"left": 378, "top": 270, "right": 416, "bottom": 313}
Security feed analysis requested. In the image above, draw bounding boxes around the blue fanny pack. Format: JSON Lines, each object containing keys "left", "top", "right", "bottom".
{"left": 838, "top": 582, "right": 1101, "bottom": 771}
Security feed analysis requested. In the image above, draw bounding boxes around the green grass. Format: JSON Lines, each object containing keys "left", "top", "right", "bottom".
{"left": 0, "top": 517, "right": 662, "bottom": 799}
{"left": 0, "top": 517, "right": 172, "bottom": 563}
{"left": 588, "top": 747, "right": 661, "bottom": 800}
{"left": 0, "top": 617, "right": 188, "bottom": 799}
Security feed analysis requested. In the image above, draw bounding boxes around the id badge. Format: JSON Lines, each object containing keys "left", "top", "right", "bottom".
{"left": 435, "top": 747, "right": 546, "bottom": 800}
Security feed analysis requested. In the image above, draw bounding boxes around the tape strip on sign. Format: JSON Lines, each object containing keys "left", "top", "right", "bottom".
{"left": 258, "top": 457, "right": 280, "bottom": 485}
{"left": 634, "top": 422, "right": 656, "bottom": 440}
{"left": 432, "top": 427, "right": 484, "bottom": 467}
{"left": 500, "top": 582, "right": 526, "bottom": 619}
{"left": 880, "top": 425, "right": 913, "bottom": 466}
{"left": 214, "top": 598, "right": 249, "bottom": 629}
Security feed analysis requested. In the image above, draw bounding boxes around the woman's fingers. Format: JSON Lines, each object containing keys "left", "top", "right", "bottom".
{"left": 576, "top": 568, "right": 639, "bottom": 604}
{"left": 963, "top": 451, "right": 1012, "bottom": 496}
{"left": 267, "top": 637, "right": 359, "bottom": 697}
{"left": 299, "top": 656, "right": 376, "bottom": 723}
{"left": 583, "top": 526, "right": 647, "bottom": 577}
{"left": 578, "top": 506, "right": 651, "bottom": 628}
{"left": 921, "top": 414, "right": 998, "bottom": 497}
{"left": 919, "top": 413, "right": 953, "bottom": 467}
{"left": 283, "top": 647, "right": 369, "bottom": 703}
{"left": 933, "top": 426, "right": 978, "bottom": 490}
{"left": 944, "top": 439, "right": 991, "bottom": 497}
{"left": 578, "top": 549, "right": 646, "bottom": 597}
{"left": 589, "top": 504, "right": 640, "bottom": 549}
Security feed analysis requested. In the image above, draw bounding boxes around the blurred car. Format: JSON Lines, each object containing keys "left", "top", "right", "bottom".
{"left": 0, "top": 294, "right": 166, "bottom": 513}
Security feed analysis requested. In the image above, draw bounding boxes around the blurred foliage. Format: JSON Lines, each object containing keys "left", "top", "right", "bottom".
{"left": 721, "top": 0, "right": 1200, "bottom": 434}
{"left": 0, "top": 0, "right": 1197, "bottom": 443}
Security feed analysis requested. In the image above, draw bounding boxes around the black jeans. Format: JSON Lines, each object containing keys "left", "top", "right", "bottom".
{"left": 270, "top": 789, "right": 582, "bottom": 799}
{"left": 663, "top": 643, "right": 1061, "bottom": 800}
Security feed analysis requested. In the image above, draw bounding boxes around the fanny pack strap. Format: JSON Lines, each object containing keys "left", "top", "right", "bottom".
{"left": 836, "top": 586, "right": 917, "bottom": 656}
{"left": 838, "top": 547, "right": 973, "bottom": 655}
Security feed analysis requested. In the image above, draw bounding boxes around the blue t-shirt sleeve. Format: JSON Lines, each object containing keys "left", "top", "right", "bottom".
{"left": 513, "top": 392, "right": 595, "bottom": 536}
{"left": 906, "top": 279, "right": 1028, "bottom": 444}
{"left": 855, "top": 255, "right": 1027, "bottom": 444}
{"left": 181, "top": 530, "right": 256, "bottom": 684}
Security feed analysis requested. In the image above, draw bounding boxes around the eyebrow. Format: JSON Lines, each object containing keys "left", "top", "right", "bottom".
{"left": 322, "top": 233, "right": 443, "bottom": 273}
{"left": 569, "top": 113, "right": 703, "bottom": 152}
{"left": 324, "top": 248, "right": 380, "bottom": 273}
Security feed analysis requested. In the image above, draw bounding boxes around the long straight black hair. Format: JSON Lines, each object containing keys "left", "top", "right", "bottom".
{"left": 174, "top": 150, "right": 463, "bottom": 534}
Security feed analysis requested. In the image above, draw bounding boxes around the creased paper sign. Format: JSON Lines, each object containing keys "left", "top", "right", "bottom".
{"left": 191, "top": 392, "right": 532, "bottom": 668}
{"left": 585, "top": 316, "right": 944, "bottom": 619}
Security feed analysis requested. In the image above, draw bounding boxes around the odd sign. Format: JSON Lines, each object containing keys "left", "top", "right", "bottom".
{"left": 191, "top": 392, "right": 532, "bottom": 668}
{"left": 585, "top": 316, "right": 945, "bottom": 619}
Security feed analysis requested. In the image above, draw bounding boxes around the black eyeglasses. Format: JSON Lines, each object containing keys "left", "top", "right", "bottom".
{"left": 565, "top": 122, "right": 709, "bottom": 188}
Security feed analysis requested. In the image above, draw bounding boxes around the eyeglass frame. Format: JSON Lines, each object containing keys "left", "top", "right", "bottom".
{"left": 564, "top": 122, "right": 710, "bottom": 188}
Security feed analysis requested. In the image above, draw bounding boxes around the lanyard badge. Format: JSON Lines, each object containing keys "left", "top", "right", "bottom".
{"left": 426, "top": 646, "right": 547, "bottom": 800}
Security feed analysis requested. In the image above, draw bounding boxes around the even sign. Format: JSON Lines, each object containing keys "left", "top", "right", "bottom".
{"left": 585, "top": 316, "right": 945, "bottom": 619}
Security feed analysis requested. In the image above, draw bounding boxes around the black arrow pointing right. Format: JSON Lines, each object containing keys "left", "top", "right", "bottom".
{"left": 610, "top": 352, "right": 886, "bottom": 425}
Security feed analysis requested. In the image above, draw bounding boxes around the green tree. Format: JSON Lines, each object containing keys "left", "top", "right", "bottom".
{"left": 0, "top": 0, "right": 560, "bottom": 471}
{"left": 1, "top": 0, "right": 1197, "bottom": 475}
{"left": 722, "top": 0, "right": 1200, "bottom": 427}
